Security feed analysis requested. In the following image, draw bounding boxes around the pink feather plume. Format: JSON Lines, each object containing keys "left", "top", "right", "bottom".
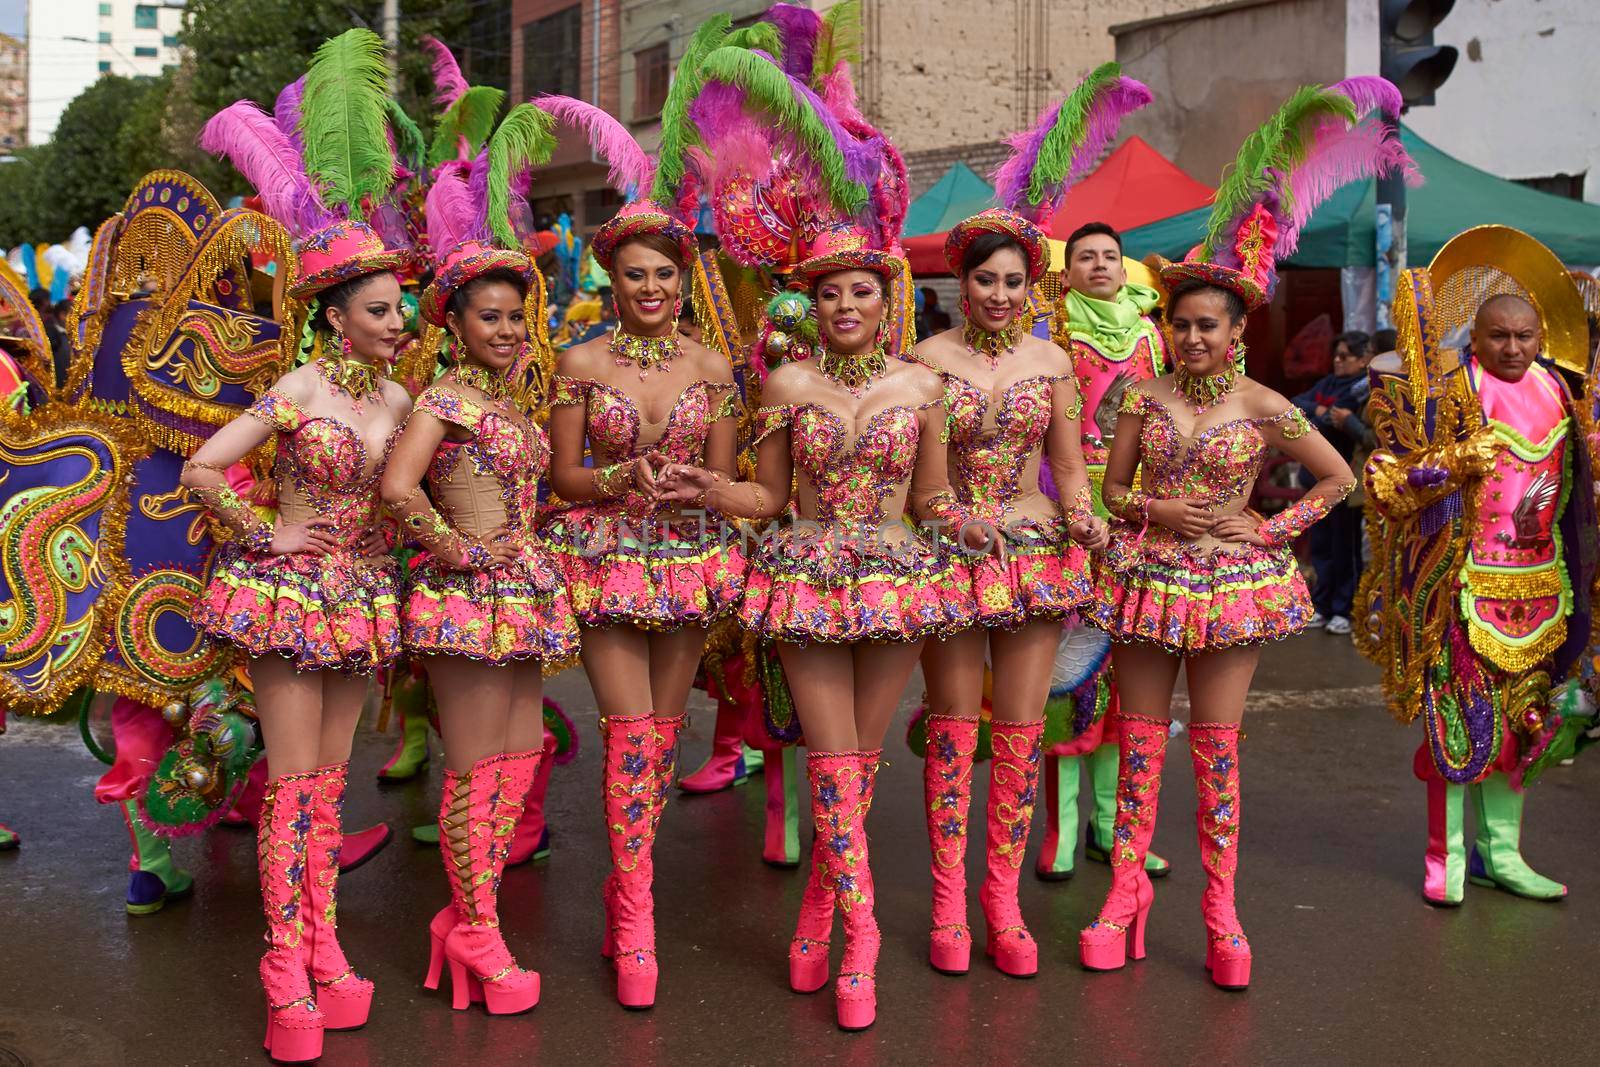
{"left": 199, "top": 100, "right": 329, "bottom": 236}
{"left": 531, "top": 95, "right": 654, "bottom": 194}
{"left": 273, "top": 77, "right": 305, "bottom": 156}
{"left": 424, "top": 160, "right": 485, "bottom": 255}
{"left": 424, "top": 36, "right": 470, "bottom": 112}
{"left": 993, "top": 71, "right": 1152, "bottom": 218}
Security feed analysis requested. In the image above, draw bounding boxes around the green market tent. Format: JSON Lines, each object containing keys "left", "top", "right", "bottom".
{"left": 902, "top": 162, "right": 995, "bottom": 237}
{"left": 1122, "top": 125, "right": 1600, "bottom": 267}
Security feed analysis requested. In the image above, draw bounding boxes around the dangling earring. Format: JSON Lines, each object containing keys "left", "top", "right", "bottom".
{"left": 1229, "top": 338, "right": 1248, "bottom": 374}
{"left": 449, "top": 330, "right": 465, "bottom": 363}
{"left": 874, "top": 321, "right": 887, "bottom": 349}
{"left": 960, "top": 295, "right": 971, "bottom": 320}
{"left": 672, "top": 295, "right": 683, "bottom": 321}
{"left": 331, "top": 329, "right": 347, "bottom": 359}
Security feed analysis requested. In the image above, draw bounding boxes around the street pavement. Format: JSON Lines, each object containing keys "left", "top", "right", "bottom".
{"left": 2, "top": 635, "right": 1595, "bottom": 1066}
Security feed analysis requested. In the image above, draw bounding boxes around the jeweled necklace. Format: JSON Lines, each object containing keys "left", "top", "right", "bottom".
{"left": 315, "top": 349, "right": 382, "bottom": 413}
{"left": 820, "top": 347, "right": 887, "bottom": 398}
{"left": 451, "top": 363, "right": 510, "bottom": 402}
{"left": 610, "top": 328, "right": 680, "bottom": 381}
{"left": 1174, "top": 364, "right": 1238, "bottom": 413}
{"left": 963, "top": 319, "right": 1024, "bottom": 370}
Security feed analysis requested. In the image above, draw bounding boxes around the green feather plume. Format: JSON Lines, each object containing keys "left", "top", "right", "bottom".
{"left": 696, "top": 46, "right": 867, "bottom": 213}
{"left": 487, "top": 103, "right": 557, "bottom": 248}
{"left": 650, "top": 14, "right": 734, "bottom": 203}
{"left": 384, "top": 97, "right": 427, "bottom": 174}
{"left": 299, "top": 28, "right": 396, "bottom": 221}
{"left": 812, "top": 0, "right": 863, "bottom": 83}
{"left": 1200, "top": 84, "right": 1357, "bottom": 259}
{"left": 1025, "top": 62, "right": 1118, "bottom": 206}
{"left": 724, "top": 22, "right": 781, "bottom": 56}
{"left": 428, "top": 85, "right": 507, "bottom": 168}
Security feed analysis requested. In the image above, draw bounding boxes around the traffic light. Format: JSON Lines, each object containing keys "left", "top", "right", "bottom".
{"left": 1380, "top": 0, "right": 1458, "bottom": 109}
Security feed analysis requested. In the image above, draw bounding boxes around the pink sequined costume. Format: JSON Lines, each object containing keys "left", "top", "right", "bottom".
{"left": 195, "top": 388, "right": 404, "bottom": 673}
{"left": 1089, "top": 387, "right": 1339, "bottom": 651}
{"left": 401, "top": 384, "right": 580, "bottom": 663}
{"left": 740, "top": 396, "right": 975, "bottom": 644}
{"left": 542, "top": 373, "right": 745, "bottom": 630}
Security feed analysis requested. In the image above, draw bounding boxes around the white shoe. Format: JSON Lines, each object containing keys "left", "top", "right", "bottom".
{"left": 1307, "top": 612, "right": 1328, "bottom": 629}
{"left": 1326, "top": 615, "right": 1351, "bottom": 635}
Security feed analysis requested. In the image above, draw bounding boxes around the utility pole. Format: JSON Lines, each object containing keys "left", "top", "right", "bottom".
{"left": 383, "top": 0, "right": 400, "bottom": 84}
{"left": 1376, "top": 0, "right": 1458, "bottom": 327}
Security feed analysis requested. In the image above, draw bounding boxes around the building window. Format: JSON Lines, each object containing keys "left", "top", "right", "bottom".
{"left": 522, "top": 6, "right": 581, "bottom": 100}
{"left": 98, "top": 31, "right": 112, "bottom": 43}
{"left": 134, "top": 46, "right": 158, "bottom": 58}
{"left": 163, "top": 35, "right": 178, "bottom": 49}
{"left": 134, "top": 6, "right": 158, "bottom": 30}
{"left": 1514, "top": 173, "right": 1586, "bottom": 201}
{"left": 98, "top": 60, "right": 111, "bottom": 73}
{"left": 461, "top": 0, "right": 511, "bottom": 93}
{"left": 98, "top": 3, "right": 112, "bottom": 15}
{"left": 633, "top": 43, "right": 669, "bottom": 120}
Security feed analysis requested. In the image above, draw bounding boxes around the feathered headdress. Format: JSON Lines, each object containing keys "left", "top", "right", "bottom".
{"left": 530, "top": 94, "right": 696, "bottom": 273}
{"left": 945, "top": 62, "right": 1152, "bottom": 280}
{"left": 200, "top": 28, "right": 407, "bottom": 298}
{"left": 1163, "top": 76, "right": 1419, "bottom": 309}
{"left": 680, "top": 1, "right": 905, "bottom": 280}
{"left": 417, "top": 103, "right": 557, "bottom": 325}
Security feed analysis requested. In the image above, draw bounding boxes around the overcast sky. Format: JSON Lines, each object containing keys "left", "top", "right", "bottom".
{"left": 0, "top": 1, "right": 23, "bottom": 39}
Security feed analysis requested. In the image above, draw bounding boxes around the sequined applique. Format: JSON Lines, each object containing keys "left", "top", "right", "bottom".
{"left": 943, "top": 374, "right": 1070, "bottom": 526}
{"left": 791, "top": 404, "right": 924, "bottom": 524}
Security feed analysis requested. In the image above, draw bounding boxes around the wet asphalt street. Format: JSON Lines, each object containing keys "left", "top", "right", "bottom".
{"left": 2, "top": 635, "right": 1596, "bottom": 1066}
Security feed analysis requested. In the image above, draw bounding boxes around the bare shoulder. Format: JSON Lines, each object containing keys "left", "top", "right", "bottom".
{"left": 556, "top": 336, "right": 608, "bottom": 378}
{"left": 382, "top": 378, "right": 413, "bottom": 417}
{"left": 1241, "top": 379, "right": 1292, "bottom": 418}
{"left": 910, "top": 327, "right": 963, "bottom": 372}
{"left": 887, "top": 357, "right": 944, "bottom": 402}
{"left": 761, "top": 359, "right": 815, "bottom": 406}
{"left": 272, "top": 364, "right": 319, "bottom": 404}
{"left": 1019, "top": 333, "right": 1074, "bottom": 377}
{"left": 684, "top": 338, "right": 735, "bottom": 384}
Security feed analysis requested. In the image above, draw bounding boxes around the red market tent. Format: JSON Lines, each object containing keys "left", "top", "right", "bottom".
{"left": 902, "top": 136, "right": 1214, "bottom": 275}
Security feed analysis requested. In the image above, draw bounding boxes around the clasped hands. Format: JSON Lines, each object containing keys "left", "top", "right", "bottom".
{"left": 1147, "top": 498, "right": 1269, "bottom": 547}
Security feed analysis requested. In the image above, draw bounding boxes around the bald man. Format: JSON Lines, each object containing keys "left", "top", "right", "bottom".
{"left": 1366, "top": 290, "right": 1594, "bottom": 904}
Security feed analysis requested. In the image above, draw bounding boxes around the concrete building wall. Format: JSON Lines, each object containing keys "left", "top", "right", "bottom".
{"left": 1111, "top": 0, "right": 1349, "bottom": 190}
{"left": 1402, "top": 0, "right": 1600, "bottom": 204}
{"left": 27, "top": 0, "right": 184, "bottom": 145}
{"left": 854, "top": 0, "right": 1218, "bottom": 182}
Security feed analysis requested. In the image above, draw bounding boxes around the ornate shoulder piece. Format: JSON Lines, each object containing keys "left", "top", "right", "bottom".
{"left": 1260, "top": 405, "right": 1312, "bottom": 440}
{"left": 245, "top": 389, "right": 309, "bottom": 433}
{"left": 414, "top": 385, "right": 484, "bottom": 432}
{"left": 548, "top": 375, "right": 591, "bottom": 407}
{"left": 751, "top": 404, "right": 793, "bottom": 445}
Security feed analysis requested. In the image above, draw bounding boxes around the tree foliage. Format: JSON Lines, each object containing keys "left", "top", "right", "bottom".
{"left": 0, "top": 2, "right": 486, "bottom": 245}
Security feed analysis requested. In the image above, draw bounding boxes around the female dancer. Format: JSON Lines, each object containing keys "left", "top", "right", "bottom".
{"left": 1077, "top": 78, "right": 1410, "bottom": 990}
{"left": 661, "top": 226, "right": 982, "bottom": 1030}
{"left": 184, "top": 28, "right": 412, "bottom": 1061}
{"left": 542, "top": 199, "right": 743, "bottom": 1010}
{"left": 910, "top": 64, "right": 1148, "bottom": 980}
{"left": 379, "top": 107, "right": 580, "bottom": 1016}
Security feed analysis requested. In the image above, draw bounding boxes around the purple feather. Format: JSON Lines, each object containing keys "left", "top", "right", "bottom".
{"left": 199, "top": 100, "right": 329, "bottom": 236}
{"left": 1066, "top": 77, "right": 1153, "bottom": 191}
{"left": 273, "top": 77, "right": 305, "bottom": 158}
{"left": 784, "top": 66, "right": 880, "bottom": 187}
{"left": 424, "top": 36, "right": 470, "bottom": 112}
{"left": 532, "top": 95, "right": 654, "bottom": 194}
{"left": 994, "top": 100, "right": 1060, "bottom": 214}
{"left": 994, "top": 75, "right": 1152, "bottom": 218}
{"left": 765, "top": 4, "right": 820, "bottom": 80}
{"left": 424, "top": 161, "right": 486, "bottom": 255}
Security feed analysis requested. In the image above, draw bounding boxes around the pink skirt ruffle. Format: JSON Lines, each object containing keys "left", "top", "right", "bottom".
{"left": 402, "top": 545, "right": 580, "bottom": 664}
{"left": 541, "top": 505, "right": 744, "bottom": 631}
{"left": 740, "top": 523, "right": 975, "bottom": 644}
{"left": 1088, "top": 530, "right": 1312, "bottom": 653}
{"left": 195, "top": 545, "right": 401, "bottom": 673}
{"left": 960, "top": 527, "right": 1090, "bottom": 629}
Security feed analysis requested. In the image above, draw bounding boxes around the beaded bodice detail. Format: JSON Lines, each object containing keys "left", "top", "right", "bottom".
{"left": 1123, "top": 390, "right": 1306, "bottom": 515}
{"left": 246, "top": 390, "right": 401, "bottom": 547}
{"left": 943, "top": 373, "right": 1070, "bottom": 527}
{"left": 551, "top": 375, "right": 734, "bottom": 466}
{"left": 415, "top": 386, "right": 546, "bottom": 539}
{"left": 754, "top": 402, "right": 933, "bottom": 525}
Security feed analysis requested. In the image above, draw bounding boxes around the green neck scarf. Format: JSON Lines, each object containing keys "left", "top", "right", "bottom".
{"left": 1064, "top": 283, "right": 1162, "bottom": 361}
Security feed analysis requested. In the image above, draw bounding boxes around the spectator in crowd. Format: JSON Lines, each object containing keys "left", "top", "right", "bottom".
{"left": 920, "top": 285, "right": 952, "bottom": 334}
{"left": 573, "top": 285, "right": 619, "bottom": 345}
{"left": 1292, "top": 330, "right": 1374, "bottom": 634}
{"left": 30, "top": 288, "right": 69, "bottom": 389}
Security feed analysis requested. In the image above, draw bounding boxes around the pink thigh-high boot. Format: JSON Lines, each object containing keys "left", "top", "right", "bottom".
{"left": 808, "top": 750, "right": 883, "bottom": 1032}
{"left": 922, "top": 715, "right": 977, "bottom": 975}
{"left": 436, "top": 756, "right": 540, "bottom": 1014}
{"left": 257, "top": 770, "right": 324, "bottom": 1063}
{"left": 982, "top": 719, "right": 1045, "bottom": 977}
{"left": 303, "top": 763, "right": 375, "bottom": 1030}
{"left": 599, "top": 714, "right": 684, "bottom": 1010}
{"left": 1079, "top": 715, "right": 1171, "bottom": 972}
{"left": 1189, "top": 722, "right": 1250, "bottom": 990}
